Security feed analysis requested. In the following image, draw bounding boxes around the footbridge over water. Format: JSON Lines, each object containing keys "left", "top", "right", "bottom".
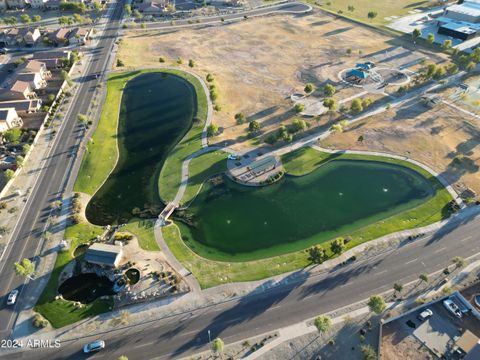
{"left": 158, "top": 202, "right": 177, "bottom": 226}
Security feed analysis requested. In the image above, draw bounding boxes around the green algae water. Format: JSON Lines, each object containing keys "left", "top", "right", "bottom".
{"left": 86, "top": 73, "right": 195, "bottom": 225}
{"left": 180, "top": 160, "right": 435, "bottom": 261}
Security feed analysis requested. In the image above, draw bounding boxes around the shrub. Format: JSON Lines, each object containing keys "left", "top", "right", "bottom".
{"left": 32, "top": 314, "right": 49, "bottom": 328}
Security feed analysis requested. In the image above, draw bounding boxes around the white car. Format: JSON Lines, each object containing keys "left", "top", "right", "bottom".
{"left": 6, "top": 289, "right": 19, "bottom": 305}
{"left": 83, "top": 340, "right": 105, "bottom": 353}
{"left": 227, "top": 154, "right": 238, "bottom": 161}
{"left": 418, "top": 308, "right": 433, "bottom": 321}
{"left": 443, "top": 299, "right": 462, "bottom": 318}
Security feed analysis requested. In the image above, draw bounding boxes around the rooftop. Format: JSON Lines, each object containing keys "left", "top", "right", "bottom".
{"left": 85, "top": 243, "right": 123, "bottom": 267}
{"left": 446, "top": 1, "right": 480, "bottom": 18}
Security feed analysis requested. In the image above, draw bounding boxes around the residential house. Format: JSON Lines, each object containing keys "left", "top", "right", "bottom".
{"left": 18, "top": 28, "right": 41, "bottom": 46}
{"left": 29, "top": 0, "right": 48, "bottom": 8}
{"left": 68, "top": 27, "right": 90, "bottom": 45}
{"left": 0, "top": 81, "right": 36, "bottom": 101}
{"left": 32, "top": 50, "right": 71, "bottom": 69}
{"left": 0, "top": 99, "right": 41, "bottom": 114}
{"left": 138, "top": 0, "right": 168, "bottom": 16}
{"left": 14, "top": 73, "right": 46, "bottom": 90}
{"left": 18, "top": 60, "right": 51, "bottom": 81}
{"left": 6, "top": 0, "right": 26, "bottom": 8}
{"left": 49, "top": 28, "right": 70, "bottom": 46}
{"left": 0, "top": 108, "right": 22, "bottom": 132}
{"left": 0, "top": 28, "right": 20, "bottom": 47}
{"left": 44, "top": 0, "right": 59, "bottom": 9}
{"left": 85, "top": 243, "right": 123, "bottom": 268}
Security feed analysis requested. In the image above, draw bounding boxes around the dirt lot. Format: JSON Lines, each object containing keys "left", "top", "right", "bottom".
{"left": 321, "top": 98, "right": 480, "bottom": 196}
{"left": 117, "top": 11, "right": 408, "bottom": 150}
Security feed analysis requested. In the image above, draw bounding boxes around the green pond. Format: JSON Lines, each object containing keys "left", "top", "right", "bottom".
{"left": 86, "top": 73, "right": 196, "bottom": 225}
{"left": 180, "top": 160, "right": 436, "bottom": 261}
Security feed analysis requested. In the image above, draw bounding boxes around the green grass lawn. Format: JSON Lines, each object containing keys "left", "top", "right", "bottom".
{"left": 165, "top": 147, "right": 453, "bottom": 288}
{"left": 314, "top": 0, "right": 437, "bottom": 26}
{"left": 181, "top": 151, "right": 227, "bottom": 206}
{"left": 34, "top": 223, "right": 112, "bottom": 329}
{"left": 124, "top": 219, "right": 159, "bottom": 251}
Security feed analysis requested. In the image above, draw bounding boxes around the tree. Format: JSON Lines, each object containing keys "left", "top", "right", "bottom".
{"left": 117, "top": 59, "right": 124, "bottom": 67}
{"left": 15, "top": 155, "right": 24, "bottom": 168}
{"left": 412, "top": 28, "right": 421, "bottom": 41}
{"left": 324, "top": 83, "right": 336, "bottom": 97}
{"left": 32, "top": 15, "right": 42, "bottom": 23}
{"left": 78, "top": 114, "right": 88, "bottom": 129}
{"left": 206, "top": 73, "right": 214, "bottom": 82}
{"left": 3, "top": 128, "right": 22, "bottom": 144}
{"left": 427, "top": 32, "right": 435, "bottom": 44}
{"left": 426, "top": 63, "right": 437, "bottom": 78}
{"left": 93, "top": 1, "right": 102, "bottom": 10}
{"left": 308, "top": 246, "right": 327, "bottom": 264}
{"left": 442, "top": 39, "right": 452, "bottom": 49}
{"left": 248, "top": 120, "right": 260, "bottom": 134}
{"left": 212, "top": 338, "right": 224, "bottom": 353}
{"left": 124, "top": 4, "right": 132, "bottom": 16}
{"left": 4, "top": 169, "right": 14, "bottom": 181}
{"left": 14, "top": 258, "right": 35, "bottom": 279}
{"left": 235, "top": 112, "right": 246, "bottom": 124}
{"left": 367, "top": 11, "right": 378, "bottom": 21}
{"left": 452, "top": 256, "right": 465, "bottom": 269}
{"left": 330, "top": 238, "right": 345, "bottom": 255}
{"left": 330, "top": 123, "right": 343, "bottom": 133}
{"left": 304, "top": 83, "right": 315, "bottom": 93}
{"left": 419, "top": 273, "right": 429, "bottom": 283}
{"left": 188, "top": 59, "right": 195, "bottom": 68}
{"left": 393, "top": 283, "right": 403, "bottom": 295}
{"left": 361, "top": 344, "right": 377, "bottom": 360}
{"left": 159, "top": 56, "right": 166, "bottom": 63}
{"left": 367, "top": 295, "right": 386, "bottom": 314}
{"left": 314, "top": 315, "right": 332, "bottom": 335}
{"left": 362, "top": 98, "right": 373, "bottom": 108}
{"left": 347, "top": 5, "right": 355, "bottom": 12}
{"left": 350, "top": 98, "right": 363, "bottom": 113}
{"left": 433, "top": 66, "right": 446, "bottom": 80}
{"left": 447, "top": 63, "right": 458, "bottom": 75}
{"left": 207, "top": 123, "right": 218, "bottom": 137}
{"left": 20, "top": 14, "right": 31, "bottom": 24}
{"left": 294, "top": 103, "right": 305, "bottom": 113}
{"left": 292, "top": 119, "right": 307, "bottom": 132}
{"left": 346, "top": 48, "right": 352, "bottom": 56}
{"left": 323, "top": 98, "right": 336, "bottom": 111}
{"left": 133, "top": 9, "right": 142, "bottom": 18}
{"left": 22, "top": 144, "right": 31, "bottom": 155}
{"left": 466, "top": 61, "right": 476, "bottom": 72}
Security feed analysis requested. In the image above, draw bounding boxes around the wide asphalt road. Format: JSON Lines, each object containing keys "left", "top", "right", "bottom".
{"left": 2, "top": 211, "right": 479, "bottom": 359}
{"left": 138, "top": 1, "right": 312, "bottom": 30}
{"left": 0, "top": 0, "right": 124, "bottom": 342}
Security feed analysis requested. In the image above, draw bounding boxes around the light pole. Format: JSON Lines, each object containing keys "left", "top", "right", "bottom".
{"left": 208, "top": 329, "right": 211, "bottom": 345}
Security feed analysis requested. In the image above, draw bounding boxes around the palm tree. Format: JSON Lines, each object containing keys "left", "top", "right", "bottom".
{"left": 314, "top": 315, "right": 332, "bottom": 335}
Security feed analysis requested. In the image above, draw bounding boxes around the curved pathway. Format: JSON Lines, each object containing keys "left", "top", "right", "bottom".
{"left": 311, "top": 144, "right": 464, "bottom": 208}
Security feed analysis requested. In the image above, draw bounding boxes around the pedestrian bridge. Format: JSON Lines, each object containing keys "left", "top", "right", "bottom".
{"left": 158, "top": 202, "right": 177, "bottom": 226}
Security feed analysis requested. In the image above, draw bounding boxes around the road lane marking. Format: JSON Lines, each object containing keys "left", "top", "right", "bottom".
{"left": 434, "top": 247, "right": 447, "bottom": 254}
{"left": 376, "top": 270, "right": 388, "bottom": 276}
{"left": 460, "top": 236, "right": 472, "bottom": 242}
{"left": 405, "top": 258, "right": 418, "bottom": 265}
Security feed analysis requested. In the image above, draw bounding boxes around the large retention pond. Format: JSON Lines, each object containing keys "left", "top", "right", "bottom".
{"left": 180, "top": 160, "right": 436, "bottom": 261}
{"left": 86, "top": 73, "right": 196, "bottom": 225}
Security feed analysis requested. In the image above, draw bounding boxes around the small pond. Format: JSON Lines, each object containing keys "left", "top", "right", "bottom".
{"left": 181, "top": 159, "right": 436, "bottom": 261}
{"left": 58, "top": 273, "right": 116, "bottom": 304}
{"left": 86, "top": 73, "right": 196, "bottom": 225}
{"left": 125, "top": 268, "right": 140, "bottom": 285}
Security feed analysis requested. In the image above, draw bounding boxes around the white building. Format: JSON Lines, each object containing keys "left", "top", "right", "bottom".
{"left": 0, "top": 108, "right": 22, "bottom": 132}
{"left": 29, "top": 0, "right": 48, "bottom": 8}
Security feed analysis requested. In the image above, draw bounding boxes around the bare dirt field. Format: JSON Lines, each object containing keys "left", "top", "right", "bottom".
{"left": 321, "top": 98, "right": 480, "bottom": 196}
{"left": 117, "top": 11, "right": 414, "bottom": 150}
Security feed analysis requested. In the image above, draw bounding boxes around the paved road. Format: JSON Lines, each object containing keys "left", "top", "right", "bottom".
{"left": 2, "top": 211, "right": 479, "bottom": 359}
{"left": 0, "top": 0, "right": 124, "bottom": 342}
{"left": 135, "top": 2, "right": 312, "bottom": 31}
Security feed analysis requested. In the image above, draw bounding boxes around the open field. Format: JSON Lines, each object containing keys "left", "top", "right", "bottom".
{"left": 321, "top": 98, "right": 480, "bottom": 197}
{"left": 117, "top": 11, "right": 404, "bottom": 150}
{"left": 316, "top": 0, "right": 438, "bottom": 26}
{"left": 165, "top": 147, "right": 452, "bottom": 287}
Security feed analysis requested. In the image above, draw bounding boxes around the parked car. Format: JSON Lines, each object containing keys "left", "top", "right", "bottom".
{"left": 227, "top": 154, "right": 238, "bottom": 160}
{"left": 418, "top": 308, "right": 433, "bottom": 321}
{"left": 7, "top": 289, "right": 19, "bottom": 305}
{"left": 443, "top": 299, "right": 462, "bottom": 318}
{"left": 83, "top": 340, "right": 105, "bottom": 353}
{"left": 0, "top": 48, "right": 7, "bottom": 55}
